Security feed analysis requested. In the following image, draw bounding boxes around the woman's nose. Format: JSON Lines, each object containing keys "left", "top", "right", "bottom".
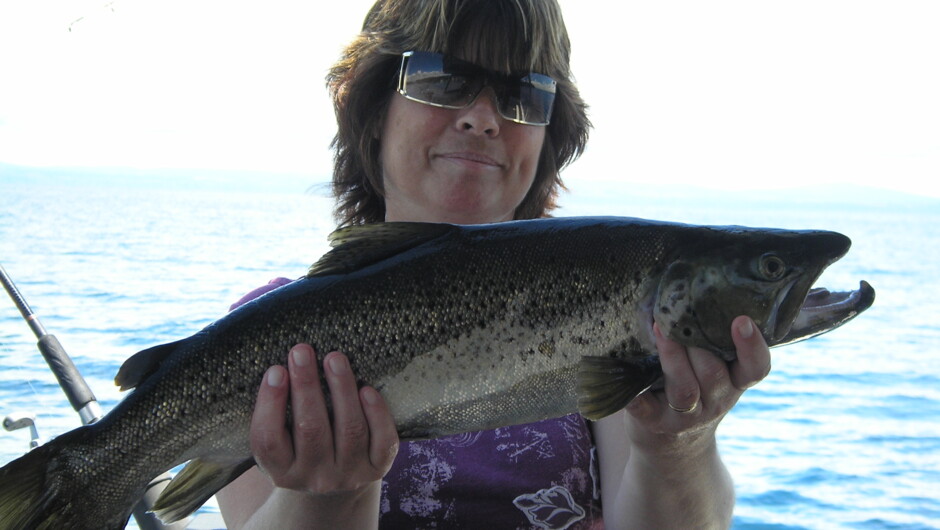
{"left": 456, "top": 87, "right": 501, "bottom": 136}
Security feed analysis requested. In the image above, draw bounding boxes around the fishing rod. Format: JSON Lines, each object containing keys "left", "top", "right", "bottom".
{"left": 0, "top": 263, "right": 102, "bottom": 424}
{"left": 1, "top": 263, "right": 186, "bottom": 530}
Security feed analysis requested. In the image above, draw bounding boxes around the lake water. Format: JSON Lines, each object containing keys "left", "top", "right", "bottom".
{"left": 1, "top": 179, "right": 938, "bottom": 529}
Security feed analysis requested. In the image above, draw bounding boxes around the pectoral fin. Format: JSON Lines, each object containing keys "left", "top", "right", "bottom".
{"left": 576, "top": 356, "right": 663, "bottom": 421}
{"left": 151, "top": 456, "right": 255, "bottom": 523}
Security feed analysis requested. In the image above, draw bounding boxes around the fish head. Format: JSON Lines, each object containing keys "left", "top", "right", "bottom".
{"left": 653, "top": 227, "right": 869, "bottom": 360}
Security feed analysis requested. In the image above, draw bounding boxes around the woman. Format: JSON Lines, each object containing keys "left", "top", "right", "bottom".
{"left": 218, "top": 0, "right": 771, "bottom": 528}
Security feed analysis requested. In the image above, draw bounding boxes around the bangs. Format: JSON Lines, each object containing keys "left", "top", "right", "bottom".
{"left": 394, "top": 0, "right": 570, "bottom": 78}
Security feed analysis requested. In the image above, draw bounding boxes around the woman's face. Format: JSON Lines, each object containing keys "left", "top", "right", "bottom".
{"left": 379, "top": 88, "right": 546, "bottom": 224}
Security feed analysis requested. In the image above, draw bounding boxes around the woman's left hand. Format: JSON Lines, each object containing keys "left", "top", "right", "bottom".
{"left": 594, "top": 315, "right": 771, "bottom": 527}
{"left": 625, "top": 315, "right": 771, "bottom": 449}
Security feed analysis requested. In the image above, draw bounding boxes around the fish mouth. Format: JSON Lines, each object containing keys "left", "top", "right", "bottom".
{"left": 764, "top": 278, "right": 798, "bottom": 342}
{"left": 772, "top": 281, "right": 876, "bottom": 347}
{"left": 767, "top": 230, "right": 855, "bottom": 343}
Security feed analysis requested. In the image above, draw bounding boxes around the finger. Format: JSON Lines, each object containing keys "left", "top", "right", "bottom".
{"left": 250, "top": 365, "right": 294, "bottom": 475}
{"left": 654, "top": 323, "right": 700, "bottom": 413}
{"left": 360, "top": 386, "right": 400, "bottom": 473}
{"left": 323, "top": 352, "right": 370, "bottom": 467}
{"left": 288, "top": 344, "right": 334, "bottom": 470}
{"left": 685, "top": 344, "right": 734, "bottom": 406}
{"left": 728, "top": 316, "right": 772, "bottom": 391}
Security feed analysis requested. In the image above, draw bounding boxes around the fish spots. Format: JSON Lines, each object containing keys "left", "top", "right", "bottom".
{"left": 609, "top": 336, "right": 646, "bottom": 357}
{"left": 380, "top": 314, "right": 596, "bottom": 428}
{"left": 538, "top": 341, "right": 555, "bottom": 357}
{"left": 570, "top": 335, "right": 591, "bottom": 346}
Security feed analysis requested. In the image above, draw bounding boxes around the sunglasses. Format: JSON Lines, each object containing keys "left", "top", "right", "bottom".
{"left": 397, "top": 50, "right": 557, "bottom": 126}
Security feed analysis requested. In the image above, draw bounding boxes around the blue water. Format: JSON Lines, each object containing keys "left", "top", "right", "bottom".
{"left": 1, "top": 179, "right": 938, "bottom": 529}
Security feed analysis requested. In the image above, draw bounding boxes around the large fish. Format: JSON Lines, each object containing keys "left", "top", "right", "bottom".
{"left": 0, "top": 217, "right": 874, "bottom": 529}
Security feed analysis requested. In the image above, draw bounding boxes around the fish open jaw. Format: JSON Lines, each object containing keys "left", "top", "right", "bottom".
{"left": 775, "top": 281, "right": 876, "bottom": 347}
{"left": 768, "top": 278, "right": 798, "bottom": 342}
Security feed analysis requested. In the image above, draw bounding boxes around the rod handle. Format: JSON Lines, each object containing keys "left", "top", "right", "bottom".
{"left": 38, "top": 334, "right": 101, "bottom": 422}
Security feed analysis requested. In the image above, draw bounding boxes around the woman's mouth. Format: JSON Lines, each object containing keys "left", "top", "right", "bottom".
{"left": 436, "top": 151, "right": 503, "bottom": 169}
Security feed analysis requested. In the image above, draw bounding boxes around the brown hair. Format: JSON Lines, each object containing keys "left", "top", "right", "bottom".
{"left": 327, "top": 0, "right": 590, "bottom": 226}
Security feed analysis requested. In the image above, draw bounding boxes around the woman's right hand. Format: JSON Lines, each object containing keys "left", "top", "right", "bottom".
{"left": 250, "top": 343, "right": 399, "bottom": 503}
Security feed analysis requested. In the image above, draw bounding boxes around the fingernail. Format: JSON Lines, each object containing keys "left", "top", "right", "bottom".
{"left": 362, "top": 387, "right": 378, "bottom": 406}
{"left": 738, "top": 318, "right": 754, "bottom": 339}
{"left": 292, "top": 346, "right": 310, "bottom": 367}
{"left": 328, "top": 353, "right": 348, "bottom": 376}
{"left": 267, "top": 366, "right": 284, "bottom": 387}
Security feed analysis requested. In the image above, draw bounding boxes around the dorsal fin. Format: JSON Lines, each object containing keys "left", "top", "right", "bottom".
{"left": 307, "top": 222, "right": 457, "bottom": 277}
{"left": 114, "top": 339, "right": 186, "bottom": 391}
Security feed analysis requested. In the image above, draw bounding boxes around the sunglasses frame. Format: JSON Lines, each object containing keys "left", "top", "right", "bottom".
{"left": 397, "top": 50, "right": 557, "bottom": 126}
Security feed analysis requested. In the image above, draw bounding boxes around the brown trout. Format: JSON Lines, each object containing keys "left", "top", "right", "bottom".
{"left": 0, "top": 217, "right": 875, "bottom": 529}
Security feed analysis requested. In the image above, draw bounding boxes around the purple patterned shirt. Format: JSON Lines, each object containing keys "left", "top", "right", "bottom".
{"left": 233, "top": 278, "right": 604, "bottom": 529}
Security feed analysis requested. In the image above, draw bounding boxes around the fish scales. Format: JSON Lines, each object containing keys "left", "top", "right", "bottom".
{"left": 295, "top": 221, "right": 671, "bottom": 435}
{"left": 0, "top": 216, "right": 875, "bottom": 529}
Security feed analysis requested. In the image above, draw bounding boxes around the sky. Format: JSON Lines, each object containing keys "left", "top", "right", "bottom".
{"left": 0, "top": 0, "right": 938, "bottom": 198}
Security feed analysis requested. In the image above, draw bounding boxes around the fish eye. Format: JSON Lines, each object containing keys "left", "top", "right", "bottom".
{"left": 756, "top": 253, "right": 787, "bottom": 281}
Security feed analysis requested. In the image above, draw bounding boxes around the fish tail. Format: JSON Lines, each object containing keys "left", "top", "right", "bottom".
{"left": 0, "top": 431, "right": 127, "bottom": 530}
{"left": 0, "top": 441, "right": 63, "bottom": 530}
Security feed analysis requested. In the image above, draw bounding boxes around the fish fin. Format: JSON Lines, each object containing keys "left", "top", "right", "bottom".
{"left": 115, "top": 339, "right": 186, "bottom": 391}
{"left": 151, "top": 456, "right": 255, "bottom": 524}
{"left": 0, "top": 443, "right": 50, "bottom": 530}
{"left": 576, "top": 356, "right": 663, "bottom": 421}
{"left": 308, "top": 222, "right": 457, "bottom": 277}
{"left": 0, "top": 430, "right": 130, "bottom": 530}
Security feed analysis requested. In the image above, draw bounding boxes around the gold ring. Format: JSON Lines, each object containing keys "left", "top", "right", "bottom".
{"left": 668, "top": 400, "right": 698, "bottom": 414}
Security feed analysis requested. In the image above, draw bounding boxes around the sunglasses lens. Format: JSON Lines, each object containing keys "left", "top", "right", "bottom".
{"left": 399, "top": 51, "right": 556, "bottom": 126}
{"left": 495, "top": 73, "right": 556, "bottom": 126}
{"left": 400, "top": 52, "right": 482, "bottom": 108}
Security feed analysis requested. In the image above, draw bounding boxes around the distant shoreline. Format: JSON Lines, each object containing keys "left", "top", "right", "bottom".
{"left": 0, "top": 162, "right": 325, "bottom": 195}
{"left": 3, "top": 161, "right": 939, "bottom": 212}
